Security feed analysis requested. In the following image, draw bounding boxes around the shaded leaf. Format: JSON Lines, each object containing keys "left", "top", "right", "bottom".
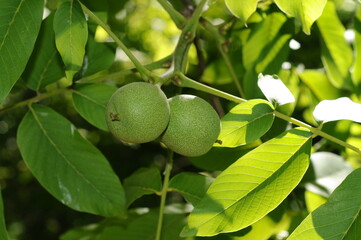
{"left": 0, "top": 192, "right": 8, "bottom": 240}
{"left": 274, "top": 0, "right": 327, "bottom": 35}
{"left": 317, "top": 1, "right": 353, "bottom": 89}
{"left": 23, "top": 13, "right": 64, "bottom": 91}
{"left": 72, "top": 83, "right": 117, "bottom": 131}
{"left": 288, "top": 168, "right": 361, "bottom": 240}
{"left": 54, "top": 0, "right": 88, "bottom": 81}
{"left": 124, "top": 167, "right": 162, "bottom": 207}
{"left": 17, "top": 104, "right": 125, "bottom": 217}
{"left": 189, "top": 144, "right": 257, "bottom": 171}
{"left": 0, "top": 0, "right": 44, "bottom": 102}
{"left": 169, "top": 173, "right": 214, "bottom": 206}
{"left": 225, "top": 0, "right": 258, "bottom": 24}
{"left": 215, "top": 99, "right": 274, "bottom": 147}
{"left": 181, "top": 128, "right": 312, "bottom": 237}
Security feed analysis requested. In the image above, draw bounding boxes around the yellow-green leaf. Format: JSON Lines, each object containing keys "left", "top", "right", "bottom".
{"left": 225, "top": 0, "right": 258, "bottom": 24}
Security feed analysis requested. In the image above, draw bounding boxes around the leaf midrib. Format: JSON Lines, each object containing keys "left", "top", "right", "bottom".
{"left": 29, "top": 105, "right": 115, "bottom": 205}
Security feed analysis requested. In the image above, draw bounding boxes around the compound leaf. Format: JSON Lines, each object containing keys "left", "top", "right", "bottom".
{"left": 0, "top": 0, "right": 44, "bottom": 102}
{"left": 289, "top": 168, "right": 361, "bottom": 240}
{"left": 17, "top": 104, "right": 125, "bottom": 217}
{"left": 215, "top": 99, "right": 274, "bottom": 148}
{"left": 181, "top": 128, "right": 312, "bottom": 237}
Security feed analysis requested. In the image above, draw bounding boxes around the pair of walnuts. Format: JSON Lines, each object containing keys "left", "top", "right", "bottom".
{"left": 106, "top": 82, "right": 220, "bottom": 157}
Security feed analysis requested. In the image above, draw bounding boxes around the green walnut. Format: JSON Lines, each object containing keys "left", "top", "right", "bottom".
{"left": 106, "top": 82, "right": 170, "bottom": 144}
{"left": 161, "top": 95, "right": 221, "bottom": 157}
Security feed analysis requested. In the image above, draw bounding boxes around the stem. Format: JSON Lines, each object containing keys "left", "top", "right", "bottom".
{"left": 175, "top": 72, "right": 361, "bottom": 155}
{"left": 80, "top": 3, "right": 160, "bottom": 82}
{"left": 157, "top": 0, "right": 185, "bottom": 29}
{"left": 0, "top": 88, "right": 69, "bottom": 114}
{"left": 202, "top": 20, "right": 245, "bottom": 97}
{"left": 155, "top": 150, "right": 173, "bottom": 240}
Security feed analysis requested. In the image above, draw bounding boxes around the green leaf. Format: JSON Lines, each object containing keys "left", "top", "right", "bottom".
{"left": 72, "top": 83, "right": 117, "bottom": 131}
{"left": 225, "top": 0, "right": 258, "bottom": 24}
{"left": 0, "top": 192, "right": 8, "bottom": 240}
{"left": 17, "top": 104, "right": 125, "bottom": 217}
{"left": 317, "top": 1, "right": 353, "bottom": 90}
{"left": 80, "top": 35, "right": 116, "bottom": 78}
{"left": 54, "top": 0, "right": 88, "bottom": 81}
{"left": 242, "top": 12, "right": 292, "bottom": 99}
{"left": 181, "top": 128, "right": 312, "bottom": 237}
{"left": 288, "top": 168, "right": 361, "bottom": 240}
{"left": 0, "top": 0, "right": 44, "bottom": 102}
{"left": 124, "top": 167, "right": 162, "bottom": 207}
{"left": 23, "top": 13, "right": 64, "bottom": 91}
{"left": 304, "top": 190, "right": 327, "bottom": 213}
{"left": 215, "top": 99, "right": 274, "bottom": 148}
{"left": 274, "top": 0, "right": 327, "bottom": 35}
{"left": 189, "top": 144, "right": 256, "bottom": 171}
{"left": 169, "top": 173, "right": 214, "bottom": 206}
{"left": 299, "top": 70, "right": 341, "bottom": 100}
{"left": 353, "top": 7, "right": 361, "bottom": 91}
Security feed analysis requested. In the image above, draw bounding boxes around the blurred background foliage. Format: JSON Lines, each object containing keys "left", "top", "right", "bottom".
{"left": 0, "top": 0, "right": 361, "bottom": 239}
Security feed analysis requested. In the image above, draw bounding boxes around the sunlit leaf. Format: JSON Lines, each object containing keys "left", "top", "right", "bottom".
{"left": 124, "top": 167, "right": 162, "bottom": 207}
{"left": 257, "top": 74, "right": 295, "bottom": 106}
{"left": 225, "top": 0, "right": 258, "bottom": 24}
{"left": 288, "top": 168, "right": 361, "bottom": 240}
{"left": 0, "top": 0, "right": 44, "bottom": 102}
{"left": 299, "top": 70, "right": 341, "bottom": 100}
{"left": 169, "top": 173, "right": 214, "bottom": 206}
{"left": 304, "top": 191, "right": 327, "bottom": 213}
{"left": 23, "top": 13, "right": 64, "bottom": 91}
{"left": 353, "top": 7, "right": 361, "bottom": 90}
{"left": 181, "top": 128, "right": 312, "bottom": 237}
{"left": 313, "top": 97, "right": 361, "bottom": 123}
{"left": 17, "top": 104, "right": 125, "bottom": 217}
{"left": 72, "top": 83, "right": 117, "bottom": 131}
{"left": 54, "top": 0, "right": 88, "bottom": 81}
{"left": 215, "top": 99, "right": 274, "bottom": 147}
{"left": 274, "top": 0, "right": 327, "bottom": 35}
{"left": 0, "top": 192, "right": 8, "bottom": 240}
{"left": 303, "top": 152, "right": 353, "bottom": 197}
{"left": 317, "top": 1, "right": 353, "bottom": 90}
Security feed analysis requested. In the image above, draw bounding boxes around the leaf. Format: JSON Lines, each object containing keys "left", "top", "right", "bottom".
{"left": 288, "top": 168, "right": 361, "bottom": 240}
{"left": 215, "top": 99, "right": 274, "bottom": 148}
{"left": 242, "top": 12, "right": 292, "bottom": 98}
{"left": 72, "top": 83, "right": 117, "bottom": 131}
{"left": 17, "top": 104, "right": 125, "bottom": 217}
{"left": 303, "top": 152, "right": 353, "bottom": 197}
{"left": 304, "top": 191, "right": 327, "bottom": 213}
{"left": 313, "top": 97, "right": 361, "bottom": 123}
{"left": 299, "top": 70, "right": 341, "bottom": 100}
{"left": 0, "top": 0, "right": 44, "bottom": 102}
{"left": 79, "top": 35, "right": 116, "bottom": 78}
{"left": 225, "top": 0, "right": 258, "bottom": 24}
{"left": 54, "top": 0, "right": 88, "bottom": 81}
{"left": 22, "top": 13, "right": 64, "bottom": 91}
{"left": 353, "top": 7, "right": 361, "bottom": 91}
{"left": 274, "top": 0, "right": 327, "bottom": 35}
{"left": 123, "top": 167, "right": 162, "bottom": 207}
{"left": 317, "top": 1, "right": 353, "bottom": 90}
{"left": 257, "top": 74, "right": 295, "bottom": 106}
{"left": 0, "top": 192, "right": 8, "bottom": 240}
{"left": 189, "top": 144, "right": 256, "bottom": 171}
{"left": 181, "top": 128, "right": 312, "bottom": 237}
{"left": 169, "top": 173, "right": 214, "bottom": 206}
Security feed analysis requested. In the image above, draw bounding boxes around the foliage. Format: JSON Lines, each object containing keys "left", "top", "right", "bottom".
{"left": 0, "top": 0, "right": 361, "bottom": 239}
